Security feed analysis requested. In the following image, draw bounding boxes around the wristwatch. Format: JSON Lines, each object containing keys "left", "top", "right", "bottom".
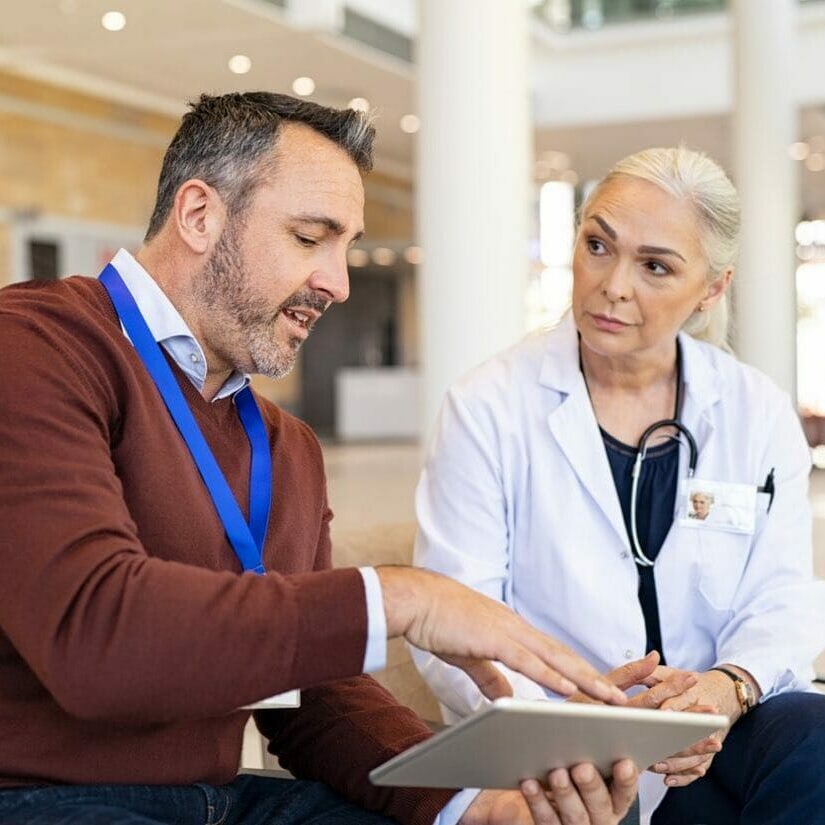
{"left": 710, "top": 666, "right": 756, "bottom": 716}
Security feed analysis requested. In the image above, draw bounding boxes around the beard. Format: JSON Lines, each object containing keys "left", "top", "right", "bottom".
{"left": 196, "top": 220, "right": 327, "bottom": 380}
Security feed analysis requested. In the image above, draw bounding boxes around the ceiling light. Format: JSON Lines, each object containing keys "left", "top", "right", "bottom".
{"left": 348, "top": 97, "right": 370, "bottom": 112}
{"left": 806, "top": 153, "right": 825, "bottom": 173}
{"left": 101, "top": 10, "right": 126, "bottom": 31}
{"left": 372, "top": 247, "right": 397, "bottom": 266}
{"left": 347, "top": 249, "right": 370, "bottom": 267}
{"left": 292, "top": 77, "right": 315, "bottom": 96}
{"left": 403, "top": 246, "right": 423, "bottom": 265}
{"left": 400, "top": 114, "right": 420, "bottom": 134}
{"left": 228, "top": 55, "right": 252, "bottom": 75}
{"left": 789, "top": 142, "right": 810, "bottom": 161}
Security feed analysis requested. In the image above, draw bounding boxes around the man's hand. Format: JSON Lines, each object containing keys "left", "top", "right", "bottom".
{"left": 567, "top": 651, "right": 698, "bottom": 709}
{"left": 459, "top": 760, "right": 638, "bottom": 825}
{"left": 376, "top": 566, "right": 627, "bottom": 705}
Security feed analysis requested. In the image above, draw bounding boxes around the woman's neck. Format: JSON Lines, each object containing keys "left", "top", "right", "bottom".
{"left": 580, "top": 339, "right": 680, "bottom": 446}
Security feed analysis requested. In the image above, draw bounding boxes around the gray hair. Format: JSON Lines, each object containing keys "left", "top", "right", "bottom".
{"left": 145, "top": 92, "right": 375, "bottom": 240}
{"left": 581, "top": 146, "right": 740, "bottom": 350}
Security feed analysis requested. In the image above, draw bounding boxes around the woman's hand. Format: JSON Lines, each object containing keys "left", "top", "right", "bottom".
{"left": 644, "top": 666, "right": 739, "bottom": 787}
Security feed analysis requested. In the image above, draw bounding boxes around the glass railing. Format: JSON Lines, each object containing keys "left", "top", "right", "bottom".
{"left": 532, "top": 0, "right": 822, "bottom": 32}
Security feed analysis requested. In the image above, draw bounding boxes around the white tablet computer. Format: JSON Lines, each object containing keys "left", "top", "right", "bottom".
{"left": 370, "top": 698, "right": 727, "bottom": 789}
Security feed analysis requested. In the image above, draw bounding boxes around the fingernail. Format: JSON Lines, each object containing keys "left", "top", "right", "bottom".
{"left": 666, "top": 777, "right": 678, "bottom": 786}
{"left": 522, "top": 780, "right": 540, "bottom": 795}
{"left": 551, "top": 772, "right": 569, "bottom": 790}
{"left": 654, "top": 763, "right": 667, "bottom": 772}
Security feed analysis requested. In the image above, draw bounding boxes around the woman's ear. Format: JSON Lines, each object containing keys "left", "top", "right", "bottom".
{"left": 700, "top": 267, "right": 734, "bottom": 311}
{"left": 172, "top": 179, "right": 226, "bottom": 256}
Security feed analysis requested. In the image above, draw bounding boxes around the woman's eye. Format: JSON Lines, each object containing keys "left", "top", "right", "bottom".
{"left": 586, "top": 238, "right": 606, "bottom": 255}
{"left": 645, "top": 260, "right": 670, "bottom": 276}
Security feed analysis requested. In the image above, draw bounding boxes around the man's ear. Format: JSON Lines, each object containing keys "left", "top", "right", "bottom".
{"left": 172, "top": 179, "right": 226, "bottom": 255}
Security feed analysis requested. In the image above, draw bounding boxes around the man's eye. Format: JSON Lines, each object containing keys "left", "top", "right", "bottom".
{"left": 296, "top": 235, "right": 318, "bottom": 247}
{"left": 587, "top": 238, "right": 606, "bottom": 255}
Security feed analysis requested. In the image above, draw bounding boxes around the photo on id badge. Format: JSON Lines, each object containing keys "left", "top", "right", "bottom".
{"left": 679, "top": 479, "right": 757, "bottom": 534}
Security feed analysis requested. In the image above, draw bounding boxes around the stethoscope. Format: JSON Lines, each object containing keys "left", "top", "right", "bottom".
{"left": 581, "top": 341, "right": 699, "bottom": 568}
{"left": 628, "top": 344, "right": 698, "bottom": 567}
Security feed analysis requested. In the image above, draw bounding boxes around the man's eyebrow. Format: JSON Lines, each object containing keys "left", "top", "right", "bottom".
{"left": 589, "top": 214, "right": 617, "bottom": 241}
{"left": 638, "top": 245, "right": 687, "bottom": 263}
{"left": 291, "top": 213, "right": 364, "bottom": 242}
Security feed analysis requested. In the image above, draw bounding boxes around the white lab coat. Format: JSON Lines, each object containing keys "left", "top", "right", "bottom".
{"left": 412, "top": 313, "right": 825, "bottom": 822}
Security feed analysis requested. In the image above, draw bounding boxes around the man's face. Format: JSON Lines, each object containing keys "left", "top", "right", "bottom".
{"left": 195, "top": 122, "right": 365, "bottom": 378}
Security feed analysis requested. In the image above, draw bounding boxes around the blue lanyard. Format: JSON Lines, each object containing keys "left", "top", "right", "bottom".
{"left": 99, "top": 264, "right": 271, "bottom": 575}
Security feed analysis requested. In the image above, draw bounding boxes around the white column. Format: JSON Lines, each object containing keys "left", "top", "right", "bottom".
{"left": 416, "top": 0, "right": 530, "bottom": 435}
{"left": 732, "top": 0, "right": 798, "bottom": 399}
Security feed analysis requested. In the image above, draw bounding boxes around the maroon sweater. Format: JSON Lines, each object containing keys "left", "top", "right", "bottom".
{"left": 0, "top": 277, "right": 454, "bottom": 824}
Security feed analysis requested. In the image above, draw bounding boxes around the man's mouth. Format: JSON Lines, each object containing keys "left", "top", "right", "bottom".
{"left": 282, "top": 308, "right": 313, "bottom": 330}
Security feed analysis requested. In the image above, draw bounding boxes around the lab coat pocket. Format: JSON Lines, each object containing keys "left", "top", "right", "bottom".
{"left": 695, "top": 529, "right": 752, "bottom": 612}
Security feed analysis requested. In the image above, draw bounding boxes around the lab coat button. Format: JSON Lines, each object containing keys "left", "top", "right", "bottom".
{"left": 624, "top": 649, "right": 633, "bottom": 659}
{"left": 620, "top": 551, "right": 630, "bottom": 560}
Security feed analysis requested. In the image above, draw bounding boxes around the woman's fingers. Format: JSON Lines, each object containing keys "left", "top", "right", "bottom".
{"left": 629, "top": 672, "right": 697, "bottom": 709}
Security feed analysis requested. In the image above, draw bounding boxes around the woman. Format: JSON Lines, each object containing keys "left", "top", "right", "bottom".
{"left": 413, "top": 146, "right": 825, "bottom": 825}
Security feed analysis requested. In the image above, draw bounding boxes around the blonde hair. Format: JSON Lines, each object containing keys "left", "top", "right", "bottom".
{"left": 580, "top": 146, "right": 740, "bottom": 350}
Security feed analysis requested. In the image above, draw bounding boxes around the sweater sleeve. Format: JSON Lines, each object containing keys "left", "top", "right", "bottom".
{"left": 0, "top": 310, "right": 370, "bottom": 724}
{"left": 255, "top": 677, "right": 457, "bottom": 825}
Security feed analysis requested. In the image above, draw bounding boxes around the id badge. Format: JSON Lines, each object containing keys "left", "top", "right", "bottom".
{"left": 678, "top": 478, "right": 757, "bottom": 535}
{"left": 243, "top": 689, "right": 301, "bottom": 710}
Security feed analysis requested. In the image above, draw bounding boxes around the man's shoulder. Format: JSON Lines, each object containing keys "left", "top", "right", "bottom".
{"left": 0, "top": 276, "right": 114, "bottom": 338}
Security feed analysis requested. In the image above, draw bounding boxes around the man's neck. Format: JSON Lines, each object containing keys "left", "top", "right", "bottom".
{"left": 134, "top": 245, "right": 235, "bottom": 402}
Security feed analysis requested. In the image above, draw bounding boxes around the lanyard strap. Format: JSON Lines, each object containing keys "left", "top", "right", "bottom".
{"left": 99, "top": 264, "right": 270, "bottom": 575}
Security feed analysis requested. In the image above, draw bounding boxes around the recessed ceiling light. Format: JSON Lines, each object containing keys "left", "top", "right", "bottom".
{"left": 348, "top": 97, "right": 370, "bottom": 112}
{"left": 101, "top": 11, "right": 126, "bottom": 31}
{"left": 806, "top": 153, "right": 825, "bottom": 173}
{"left": 347, "top": 249, "right": 370, "bottom": 267}
{"left": 789, "top": 142, "right": 810, "bottom": 161}
{"left": 228, "top": 55, "right": 252, "bottom": 75}
{"left": 400, "top": 114, "right": 420, "bottom": 134}
{"left": 292, "top": 77, "right": 315, "bottom": 96}
{"left": 403, "top": 246, "right": 423, "bottom": 265}
{"left": 372, "top": 247, "right": 397, "bottom": 266}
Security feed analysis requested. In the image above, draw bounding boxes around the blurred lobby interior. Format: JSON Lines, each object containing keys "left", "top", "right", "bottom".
{"left": 2, "top": 0, "right": 825, "bottom": 754}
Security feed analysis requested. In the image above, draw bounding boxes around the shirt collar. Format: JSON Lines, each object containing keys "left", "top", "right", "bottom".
{"left": 110, "top": 249, "right": 249, "bottom": 401}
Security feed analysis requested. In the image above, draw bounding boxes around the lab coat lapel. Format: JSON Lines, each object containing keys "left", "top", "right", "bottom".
{"left": 540, "top": 315, "right": 631, "bottom": 549}
{"left": 677, "top": 332, "right": 722, "bottom": 463}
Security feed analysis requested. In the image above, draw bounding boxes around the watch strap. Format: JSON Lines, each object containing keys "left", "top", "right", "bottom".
{"left": 710, "top": 666, "right": 755, "bottom": 714}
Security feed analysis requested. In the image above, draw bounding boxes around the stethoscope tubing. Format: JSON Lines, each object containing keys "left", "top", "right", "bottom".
{"left": 629, "top": 418, "right": 699, "bottom": 567}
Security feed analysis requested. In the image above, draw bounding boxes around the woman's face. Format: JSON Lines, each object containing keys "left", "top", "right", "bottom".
{"left": 572, "top": 176, "right": 730, "bottom": 361}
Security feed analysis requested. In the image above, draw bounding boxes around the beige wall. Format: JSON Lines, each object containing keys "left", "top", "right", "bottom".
{"left": 0, "top": 72, "right": 415, "bottom": 408}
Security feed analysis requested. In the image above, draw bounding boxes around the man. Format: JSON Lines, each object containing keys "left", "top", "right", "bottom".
{"left": 0, "top": 92, "right": 638, "bottom": 825}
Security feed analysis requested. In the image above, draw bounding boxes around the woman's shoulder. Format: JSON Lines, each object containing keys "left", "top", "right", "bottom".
{"left": 686, "top": 335, "right": 792, "bottom": 418}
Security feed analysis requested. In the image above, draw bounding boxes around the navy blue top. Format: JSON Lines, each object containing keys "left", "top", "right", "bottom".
{"left": 601, "top": 429, "right": 680, "bottom": 663}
